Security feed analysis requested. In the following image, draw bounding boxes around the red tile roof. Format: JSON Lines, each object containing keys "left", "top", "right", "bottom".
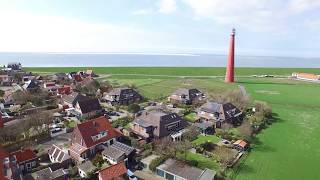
{"left": 99, "top": 162, "right": 127, "bottom": 180}
{"left": 233, "top": 140, "right": 248, "bottom": 148}
{"left": 11, "top": 149, "right": 37, "bottom": 164}
{"left": 74, "top": 116, "right": 121, "bottom": 148}
{"left": 0, "top": 147, "right": 9, "bottom": 179}
{"left": 58, "top": 86, "right": 71, "bottom": 95}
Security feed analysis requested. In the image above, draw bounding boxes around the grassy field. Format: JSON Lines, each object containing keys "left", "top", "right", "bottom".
{"left": 229, "top": 78, "right": 320, "bottom": 180}
{"left": 29, "top": 67, "right": 320, "bottom": 179}
{"left": 24, "top": 67, "right": 320, "bottom": 76}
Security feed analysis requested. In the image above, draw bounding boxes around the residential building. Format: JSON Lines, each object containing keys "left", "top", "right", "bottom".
{"left": 102, "top": 141, "right": 136, "bottom": 165}
{"left": 156, "top": 159, "right": 216, "bottom": 180}
{"left": 48, "top": 145, "right": 72, "bottom": 169}
{"left": 292, "top": 72, "right": 320, "bottom": 81}
{"left": 7, "top": 62, "right": 22, "bottom": 71}
{"left": 98, "top": 162, "right": 128, "bottom": 180}
{"left": 11, "top": 149, "right": 38, "bottom": 174}
{"left": 68, "top": 116, "right": 121, "bottom": 163}
{"left": 32, "top": 167, "right": 68, "bottom": 180}
{"left": 0, "top": 147, "right": 20, "bottom": 180}
{"left": 233, "top": 140, "right": 249, "bottom": 151}
{"left": 168, "top": 88, "right": 205, "bottom": 105}
{"left": 0, "top": 74, "right": 12, "bottom": 86}
{"left": 198, "top": 102, "right": 242, "bottom": 128}
{"left": 77, "top": 161, "right": 96, "bottom": 178}
{"left": 22, "top": 80, "right": 40, "bottom": 92}
{"left": 74, "top": 98, "right": 102, "bottom": 118}
{"left": 131, "top": 110, "right": 187, "bottom": 141}
{"left": 104, "top": 88, "right": 142, "bottom": 105}
{"left": 60, "top": 92, "right": 89, "bottom": 109}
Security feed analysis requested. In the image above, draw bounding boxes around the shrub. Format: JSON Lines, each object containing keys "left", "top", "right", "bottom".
{"left": 186, "top": 159, "right": 199, "bottom": 167}
{"left": 149, "top": 156, "right": 168, "bottom": 172}
{"left": 128, "top": 104, "right": 141, "bottom": 113}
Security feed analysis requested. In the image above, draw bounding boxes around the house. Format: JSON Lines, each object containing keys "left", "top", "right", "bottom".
{"left": 57, "top": 86, "right": 71, "bottom": 95}
{"left": 77, "top": 161, "right": 96, "bottom": 178}
{"left": 233, "top": 140, "right": 249, "bottom": 151}
{"left": 11, "top": 149, "right": 38, "bottom": 174}
{"left": 48, "top": 145, "right": 72, "bottom": 169}
{"left": 0, "top": 74, "right": 12, "bottom": 86}
{"left": 98, "top": 162, "right": 128, "bottom": 180}
{"left": 60, "top": 92, "right": 89, "bottom": 109}
{"left": 22, "top": 80, "right": 40, "bottom": 92}
{"left": 0, "top": 147, "right": 20, "bottom": 180}
{"left": 197, "top": 102, "right": 242, "bottom": 128}
{"left": 102, "top": 141, "right": 136, "bottom": 165}
{"left": 193, "top": 121, "right": 215, "bottom": 135}
{"left": 52, "top": 73, "right": 69, "bottom": 82}
{"left": 292, "top": 72, "right": 320, "bottom": 81}
{"left": 22, "top": 74, "right": 36, "bottom": 83}
{"left": 32, "top": 167, "right": 68, "bottom": 180}
{"left": 104, "top": 88, "right": 142, "bottom": 105}
{"left": 74, "top": 98, "right": 102, "bottom": 118}
{"left": 68, "top": 116, "right": 121, "bottom": 163}
{"left": 168, "top": 88, "right": 205, "bottom": 105}
{"left": 7, "top": 62, "right": 22, "bottom": 71}
{"left": 156, "top": 159, "right": 216, "bottom": 180}
{"left": 131, "top": 110, "right": 187, "bottom": 141}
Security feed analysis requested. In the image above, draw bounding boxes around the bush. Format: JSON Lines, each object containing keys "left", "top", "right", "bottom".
{"left": 186, "top": 159, "right": 199, "bottom": 167}
{"left": 149, "top": 156, "right": 168, "bottom": 172}
{"left": 128, "top": 104, "right": 141, "bottom": 113}
{"left": 92, "top": 154, "right": 104, "bottom": 168}
{"left": 111, "top": 117, "right": 132, "bottom": 128}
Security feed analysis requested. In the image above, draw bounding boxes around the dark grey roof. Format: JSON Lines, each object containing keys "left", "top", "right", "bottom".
{"left": 102, "top": 146, "right": 125, "bottom": 160}
{"left": 33, "top": 167, "right": 67, "bottom": 180}
{"left": 107, "top": 88, "right": 141, "bottom": 101}
{"left": 112, "top": 141, "right": 135, "bottom": 156}
{"left": 77, "top": 98, "right": 102, "bottom": 114}
{"left": 194, "top": 121, "right": 214, "bottom": 130}
{"left": 157, "top": 159, "right": 203, "bottom": 180}
{"left": 200, "top": 102, "right": 222, "bottom": 114}
{"left": 78, "top": 161, "right": 96, "bottom": 173}
{"left": 172, "top": 88, "right": 202, "bottom": 100}
{"left": 63, "top": 92, "right": 89, "bottom": 106}
{"left": 134, "top": 110, "right": 187, "bottom": 138}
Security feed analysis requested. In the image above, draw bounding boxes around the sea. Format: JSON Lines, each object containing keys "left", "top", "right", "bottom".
{"left": 0, "top": 52, "right": 319, "bottom": 68}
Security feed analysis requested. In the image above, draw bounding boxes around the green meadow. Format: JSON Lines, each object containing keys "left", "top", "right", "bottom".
{"left": 25, "top": 67, "right": 320, "bottom": 76}
{"left": 28, "top": 67, "right": 320, "bottom": 180}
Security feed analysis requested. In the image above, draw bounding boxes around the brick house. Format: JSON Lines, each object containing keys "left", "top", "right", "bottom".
{"left": 168, "top": 88, "right": 205, "bottom": 105}
{"left": 68, "top": 116, "right": 121, "bottom": 164}
{"left": 103, "top": 88, "right": 142, "bottom": 105}
{"left": 11, "top": 149, "right": 38, "bottom": 174}
{"left": 74, "top": 98, "right": 103, "bottom": 119}
{"left": 131, "top": 110, "right": 188, "bottom": 142}
{"left": 197, "top": 102, "right": 242, "bottom": 128}
{"left": 0, "top": 147, "right": 20, "bottom": 180}
{"left": 98, "top": 162, "right": 128, "bottom": 180}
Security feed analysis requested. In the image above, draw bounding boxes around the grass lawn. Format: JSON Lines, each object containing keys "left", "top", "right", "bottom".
{"left": 192, "top": 135, "right": 221, "bottom": 145}
{"left": 184, "top": 112, "right": 197, "bottom": 122}
{"left": 230, "top": 78, "right": 320, "bottom": 180}
{"left": 177, "top": 151, "right": 220, "bottom": 171}
{"left": 24, "top": 67, "right": 320, "bottom": 76}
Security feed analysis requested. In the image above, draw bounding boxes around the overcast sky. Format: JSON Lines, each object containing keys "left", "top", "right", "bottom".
{"left": 0, "top": 0, "right": 319, "bottom": 57}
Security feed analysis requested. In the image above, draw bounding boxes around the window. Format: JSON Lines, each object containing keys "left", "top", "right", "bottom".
{"left": 165, "top": 172, "right": 174, "bottom": 180}
{"left": 156, "top": 169, "right": 165, "bottom": 177}
{"left": 166, "top": 122, "right": 180, "bottom": 131}
{"left": 110, "top": 139, "right": 114, "bottom": 145}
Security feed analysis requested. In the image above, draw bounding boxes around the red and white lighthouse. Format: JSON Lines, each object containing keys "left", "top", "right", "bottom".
{"left": 225, "top": 28, "right": 236, "bottom": 83}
